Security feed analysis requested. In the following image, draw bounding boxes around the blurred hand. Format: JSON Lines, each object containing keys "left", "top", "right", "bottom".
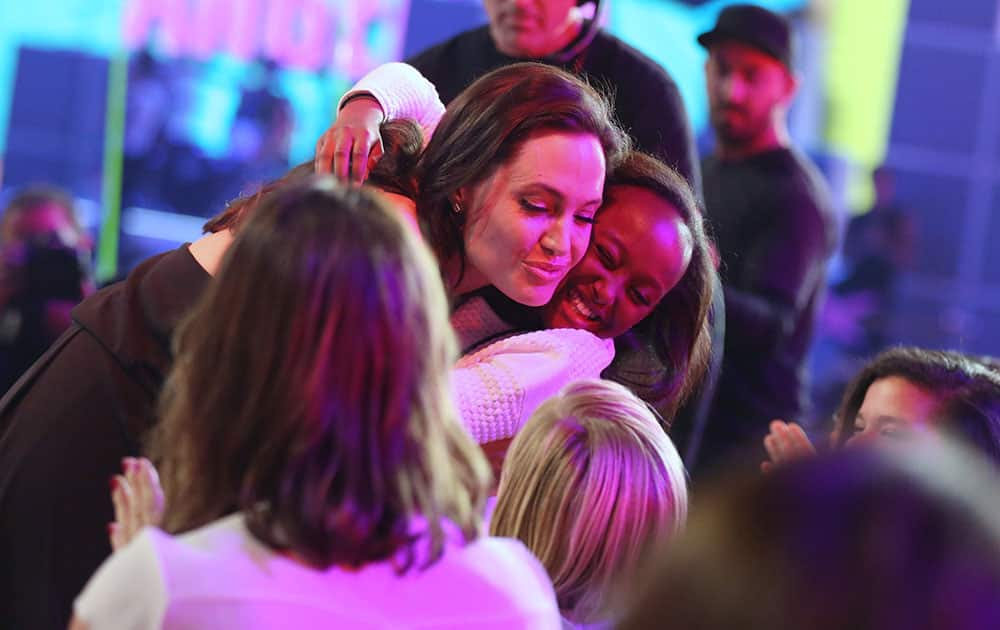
{"left": 109, "top": 457, "right": 165, "bottom": 551}
{"left": 761, "top": 420, "right": 817, "bottom": 473}
{"left": 314, "top": 94, "right": 384, "bottom": 183}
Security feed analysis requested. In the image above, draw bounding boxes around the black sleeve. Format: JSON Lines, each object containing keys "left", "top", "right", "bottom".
{"left": 405, "top": 32, "right": 484, "bottom": 107}
{"left": 604, "top": 50, "right": 701, "bottom": 196}
{"left": 723, "top": 187, "right": 828, "bottom": 349}
{"left": 404, "top": 45, "right": 437, "bottom": 77}
{"left": 626, "top": 74, "right": 701, "bottom": 196}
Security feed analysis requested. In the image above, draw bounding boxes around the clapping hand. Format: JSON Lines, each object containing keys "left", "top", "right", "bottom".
{"left": 761, "top": 420, "right": 817, "bottom": 473}
{"left": 109, "top": 457, "right": 165, "bottom": 551}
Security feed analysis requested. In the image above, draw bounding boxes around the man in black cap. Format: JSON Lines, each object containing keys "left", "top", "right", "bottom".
{"left": 695, "top": 4, "right": 837, "bottom": 472}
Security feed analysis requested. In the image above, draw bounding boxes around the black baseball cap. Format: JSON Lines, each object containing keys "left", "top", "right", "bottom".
{"left": 697, "top": 4, "right": 793, "bottom": 69}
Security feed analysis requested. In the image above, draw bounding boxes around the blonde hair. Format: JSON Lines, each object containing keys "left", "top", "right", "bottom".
{"left": 490, "top": 379, "right": 688, "bottom": 624}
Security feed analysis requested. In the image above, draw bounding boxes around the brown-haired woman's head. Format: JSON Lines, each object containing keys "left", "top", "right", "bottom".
{"left": 543, "top": 151, "right": 716, "bottom": 420}
{"left": 153, "top": 176, "right": 490, "bottom": 571}
{"left": 416, "top": 62, "right": 630, "bottom": 306}
{"left": 619, "top": 442, "right": 1000, "bottom": 630}
{"left": 832, "top": 346, "right": 1000, "bottom": 466}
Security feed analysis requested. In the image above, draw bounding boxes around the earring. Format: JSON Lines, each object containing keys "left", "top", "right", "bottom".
{"left": 452, "top": 201, "right": 463, "bottom": 214}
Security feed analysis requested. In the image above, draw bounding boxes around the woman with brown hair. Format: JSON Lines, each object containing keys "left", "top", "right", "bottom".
{"left": 70, "top": 178, "right": 560, "bottom": 629}
{"left": 453, "top": 152, "right": 713, "bottom": 445}
{"left": 322, "top": 64, "right": 716, "bottom": 449}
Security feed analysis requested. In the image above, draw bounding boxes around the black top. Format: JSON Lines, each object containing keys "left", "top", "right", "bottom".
{"left": 407, "top": 26, "right": 701, "bottom": 191}
{"left": 0, "top": 246, "right": 209, "bottom": 630}
{"left": 699, "top": 147, "right": 837, "bottom": 465}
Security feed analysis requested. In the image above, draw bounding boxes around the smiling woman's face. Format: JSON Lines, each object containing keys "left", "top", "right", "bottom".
{"left": 542, "top": 185, "right": 693, "bottom": 338}
{"left": 459, "top": 130, "right": 606, "bottom": 307}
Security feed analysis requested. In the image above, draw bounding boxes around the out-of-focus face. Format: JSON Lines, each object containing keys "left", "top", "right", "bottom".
{"left": 461, "top": 131, "right": 605, "bottom": 306}
{"left": 846, "top": 376, "right": 941, "bottom": 446}
{"left": 4, "top": 202, "right": 81, "bottom": 249}
{"left": 704, "top": 40, "right": 792, "bottom": 149}
{"left": 543, "top": 185, "right": 693, "bottom": 338}
{"left": 484, "top": 0, "right": 580, "bottom": 58}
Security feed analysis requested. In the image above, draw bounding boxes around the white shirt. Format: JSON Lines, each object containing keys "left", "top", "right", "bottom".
{"left": 450, "top": 297, "right": 615, "bottom": 444}
{"left": 75, "top": 513, "right": 561, "bottom": 629}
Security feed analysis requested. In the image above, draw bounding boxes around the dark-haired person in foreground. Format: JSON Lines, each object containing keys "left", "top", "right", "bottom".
{"left": 620, "top": 441, "right": 1000, "bottom": 630}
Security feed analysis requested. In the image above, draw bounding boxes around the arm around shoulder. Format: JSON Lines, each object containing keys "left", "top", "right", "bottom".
{"left": 452, "top": 329, "right": 615, "bottom": 443}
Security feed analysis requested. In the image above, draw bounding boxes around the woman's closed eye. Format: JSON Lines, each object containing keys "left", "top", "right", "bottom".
{"left": 519, "top": 197, "right": 548, "bottom": 213}
{"left": 596, "top": 244, "right": 616, "bottom": 268}
{"left": 629, "top": 287, "right": 651, "bottom": 306}
{"left": 877, "top": 421, "right": 913, "bottom": 439}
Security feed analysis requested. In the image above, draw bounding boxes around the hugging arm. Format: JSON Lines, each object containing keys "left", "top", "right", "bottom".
{"left": 314, "top": 62, "right": 445, "bottom": 182}
{"left": 453, "top": 329, "right": 616, "bottom": 443}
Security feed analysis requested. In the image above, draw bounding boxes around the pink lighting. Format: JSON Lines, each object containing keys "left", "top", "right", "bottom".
{"left": 123, "top": 0, "right": 411, "bottom": 75}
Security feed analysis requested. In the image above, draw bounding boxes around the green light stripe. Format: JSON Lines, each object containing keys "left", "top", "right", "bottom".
{"left": 96, "top": 50, "right": 128, "bottom": 282}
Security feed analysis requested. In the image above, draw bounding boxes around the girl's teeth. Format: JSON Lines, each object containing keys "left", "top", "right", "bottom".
{"left": 571, "top": 292, "right": 597, "bottom": 321}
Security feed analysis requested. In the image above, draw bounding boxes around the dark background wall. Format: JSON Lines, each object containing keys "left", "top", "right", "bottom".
{"left": 886, "top": 0, "right": 1000, "bottom": 355}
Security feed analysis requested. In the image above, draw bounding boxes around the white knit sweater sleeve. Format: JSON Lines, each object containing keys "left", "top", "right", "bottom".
{"left": 337, "top": 62, "right": 444, "bottom": 142}
{"left": 452, "top": 329, "right": 616, "bottom": 444}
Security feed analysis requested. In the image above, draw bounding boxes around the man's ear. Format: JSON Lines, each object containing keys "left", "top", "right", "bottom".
{"left": 782, "top": 70, "right": 799, "bottom": 104}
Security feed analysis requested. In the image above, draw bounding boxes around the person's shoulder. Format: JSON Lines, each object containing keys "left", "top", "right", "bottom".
{"left": 459, "top": 535, "right": 543, "bottom": 571}
{"left": 407, "top": 25, "right": 492, "bottom": 68}
{"left": 73, "top": 528, "right": 169, "bottom": 627}
{"left": 754, "top": 148, "right": 836, "bottom": 226}
{"left": 586, "top": 30, "right": 675, "bottom": 83}
{"left": 447, "top": 535, "right": 560, "bottom": 603}
{"left": 777, "top": 148, "right": 833, "bottom": 205}
{"left": 173, "top": 512, "right": 255, "bottom": 555}
{"left": 752, "top": 148, "right": 824, "bottom": 192}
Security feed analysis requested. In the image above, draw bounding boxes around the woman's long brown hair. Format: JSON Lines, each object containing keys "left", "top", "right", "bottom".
{"left": 150, "top": 177, "right": 490, "bottom": 571}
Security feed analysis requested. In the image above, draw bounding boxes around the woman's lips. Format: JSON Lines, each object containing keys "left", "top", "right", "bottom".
{"left": 522, "top": 260, "right": 569, "bottom": 283}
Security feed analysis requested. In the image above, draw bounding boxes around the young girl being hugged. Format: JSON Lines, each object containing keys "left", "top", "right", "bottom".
{"left": 490, "top": 379, "right": 688, "bottom": 628}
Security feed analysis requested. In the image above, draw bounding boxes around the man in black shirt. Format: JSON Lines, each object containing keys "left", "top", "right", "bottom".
{"left": 696, "top": 5, "right": 837, "bottom": 470}
{"left": 321, "top": 0, "right": 699, "bottom": 191}
{"left": 406, "top": 0, "right": 699, "bottom": 189}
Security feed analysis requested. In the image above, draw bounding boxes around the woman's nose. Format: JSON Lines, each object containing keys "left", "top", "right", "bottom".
{"left": 540, "top": 218, "right": 571, "bottom": 258}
